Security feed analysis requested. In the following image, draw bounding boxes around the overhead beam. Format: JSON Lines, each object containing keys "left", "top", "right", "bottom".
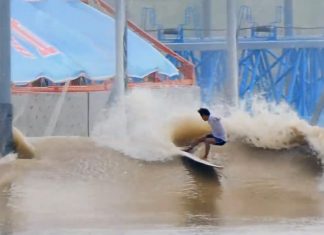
{"left": 165, "top": 38, "right": 324, "bottom": 50}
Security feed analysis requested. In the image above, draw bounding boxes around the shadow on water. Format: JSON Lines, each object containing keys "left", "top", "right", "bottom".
{"left": 180, "top": 157, "right": 222, "bottom": 226}
{"left": 181, "top": 157, "right": 221, "bottom": 180}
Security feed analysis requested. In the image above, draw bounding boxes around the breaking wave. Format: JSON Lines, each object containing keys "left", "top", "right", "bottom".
{"left": 92, "top": 88, "right": 324, "bottom": 161}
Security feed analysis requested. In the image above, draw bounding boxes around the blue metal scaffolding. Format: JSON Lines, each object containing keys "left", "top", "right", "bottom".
{"left": 141, "top": 3, "right": 324, "bottom": 122}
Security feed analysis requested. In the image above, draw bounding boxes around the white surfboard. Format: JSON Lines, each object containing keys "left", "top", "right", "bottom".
{"left": 179, "top": 150, "right": 224, "bottom": 169}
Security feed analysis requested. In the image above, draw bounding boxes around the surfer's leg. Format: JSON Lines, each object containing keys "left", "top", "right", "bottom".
{"left": 185, "top": 136, "right": 206, "bottom": 152}
{"left": 202, "top": 138, "right": 216, "bottom": 159}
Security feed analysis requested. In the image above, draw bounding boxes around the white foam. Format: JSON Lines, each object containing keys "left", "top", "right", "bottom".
{"left": 92, "top": 89, "right": 324, "bottom": 161}
{"left": 92, "top": 88, "right": 199, "bottom": 161}
{"left": 223, "top": 98, "right": 324, "bottom": 157}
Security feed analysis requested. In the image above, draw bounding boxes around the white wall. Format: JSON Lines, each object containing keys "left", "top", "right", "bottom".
{"left": 12, "top": 87, "right": 199, "bottom": 137}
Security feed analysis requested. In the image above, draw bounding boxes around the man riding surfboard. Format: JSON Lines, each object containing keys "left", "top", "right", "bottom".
{"left": 184, "top": 108, "right": 227, "bottom": 160}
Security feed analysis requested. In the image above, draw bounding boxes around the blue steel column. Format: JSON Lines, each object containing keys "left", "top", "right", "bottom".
{"left": 0, "top": 0, "right": 13, "bottom": 157}
{"left": 311, "top": 91, "right": 324, "bottom": 125}
{"left": 284, "top": 0, "right": 293, "bottom": 37}
{"left": 226, "top": 0, "right": 239, "bottom": 106}
{"left": 283, "top": 0, "right": 293, "bottom": 101}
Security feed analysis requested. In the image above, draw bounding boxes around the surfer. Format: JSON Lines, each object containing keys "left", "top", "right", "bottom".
{"left": 184, "top": 108, "right": 227, "bottom": 160}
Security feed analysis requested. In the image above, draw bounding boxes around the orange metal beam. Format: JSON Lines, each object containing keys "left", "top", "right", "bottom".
{"left": 12, "top": 79, "right": 193, "bottom": 94}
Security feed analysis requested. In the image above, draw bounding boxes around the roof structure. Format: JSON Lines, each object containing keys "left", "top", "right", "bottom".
{"left": 11, "top": 0, "right": 179, "bottom": 85}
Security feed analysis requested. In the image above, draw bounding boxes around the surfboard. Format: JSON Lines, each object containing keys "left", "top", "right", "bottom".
{"left": 179, "top": 150, "right": 224, "bottom": 169}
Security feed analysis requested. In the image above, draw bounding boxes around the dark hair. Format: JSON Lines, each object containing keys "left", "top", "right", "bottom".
{"left": 198, "top": 108, "right": 210, "bottom": 116}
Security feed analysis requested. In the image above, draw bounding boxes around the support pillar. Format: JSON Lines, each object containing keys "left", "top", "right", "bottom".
{"left": 226, "top": 0, "right": 239, "bottom": 107}
{"left": 202, "top": 0, "right": 212, "bottom": 38}
{"left": 0, "top": 0, "right": 13, "bottom": 157}
{"left": 284, "top": 0, "right": 293, "bottom": 37}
